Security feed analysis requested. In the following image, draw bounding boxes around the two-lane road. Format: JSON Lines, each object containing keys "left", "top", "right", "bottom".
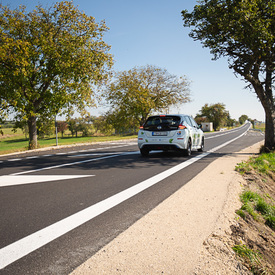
{"left": 0, "top": 123, "right": 264, "bottom": 274}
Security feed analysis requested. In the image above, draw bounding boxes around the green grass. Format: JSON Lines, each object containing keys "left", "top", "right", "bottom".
{"left": 235, "top": 152, "right": 275, "bottom": 176}
{"left": 254, "top": 122, "right": 265, "bottom": 132}
{"left": 0, "top": 128, "right": 137, "bottom": 155}
{"left": 237, "top": 190, "right": 275, "bottom": 230}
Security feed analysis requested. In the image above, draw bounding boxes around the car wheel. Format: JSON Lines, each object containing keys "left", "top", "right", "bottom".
{"left": 198, "top": 137, "right": 204, "bottom": 152}
{"left": 140, "top": 148, "right": 149, "bottom": 157}
{"left": 183, "top": 139, "right": 192, "bottom": 156}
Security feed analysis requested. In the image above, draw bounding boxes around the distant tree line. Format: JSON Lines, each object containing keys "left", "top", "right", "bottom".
{"left": 9, "top": 115, "right": 116, "bottom": 139}
{"left": 194, "top": 103, "right": 252, "bottom": 131}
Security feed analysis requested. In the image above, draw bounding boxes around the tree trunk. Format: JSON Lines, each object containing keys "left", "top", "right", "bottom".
{"left": 264, "top": 109, "right": 275, "bottom": 152}
{"left": 28, "top": 115, "right": 38, "bottom": 149}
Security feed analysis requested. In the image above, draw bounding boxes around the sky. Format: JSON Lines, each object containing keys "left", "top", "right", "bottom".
{"left": 1, "top": 0, "right": 265, "bottom": 121}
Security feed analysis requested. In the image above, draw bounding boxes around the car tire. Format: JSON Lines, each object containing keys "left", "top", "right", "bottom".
{"left": 140, "top": 148, "right": 149, "bottom": 157}
{"left": 198, "top": 137, "right": 204, "bottom": 152}
{"left": 183, "top": 139, "right": 192, "bottom": 156}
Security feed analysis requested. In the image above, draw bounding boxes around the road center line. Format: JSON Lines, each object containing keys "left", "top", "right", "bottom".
{"left": 10, "top": 154, "right": 121, "bottom": 176}
{"left": 0, "top": 127, "right": 249, "bottom": 269}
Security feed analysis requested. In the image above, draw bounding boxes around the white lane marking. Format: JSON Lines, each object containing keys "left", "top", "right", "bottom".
{"left": 0, "top": 175, "right": 94, "bottom": 187}
{"left": 0, "top": 152, "right": 208, "bottom": 270}
{"left": 7, "top": 159, "right": 22, "bottom": 162}
{"left": 26, "top": 156, "right": 39, "bottom": 159}
{"left": 67, "top": 152, "right": 119, "bottom": 158}
{"left": 9, "top": 152, "right": 139, "bottom": 176}
{"left": 205, "top": 124, "right": 250, "bottom": 139}
{"left": 0, "top": 129, "right": 249, "bottom": 269}
{"left": 10, "top": 154, "right": 121, "bottom": 176}
{"left": 208, "top": 128, "right": 248, "bottom": 153}
{"left": 205, "top": 126, "right": 247, "bottom": 139}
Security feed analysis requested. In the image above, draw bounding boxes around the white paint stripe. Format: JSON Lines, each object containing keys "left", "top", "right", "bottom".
{"left": 10, "top": 154, "right": 120, "bottom": 176}
{"left": 0, "top": 175, "right": 94, "bottom": 187}
{"left": 204, "top": 124, "right": 249, "bottom": 140}
{"left": 0, "top": 128, "right": 249, "bottom": 269}
{"left": 0, "top": 153, "right": 208, "bottom": 270}
{"left": 26, "top": 156, "right": 39, "bottom": 159}
{"left": 68, "top": 152, "right": 119, "bottom": 158}
{"left": 7, "top": 159, "right": 22, "bottom": 162}
{"left": 208, "top": 129, "right": 247, "bottom": 153}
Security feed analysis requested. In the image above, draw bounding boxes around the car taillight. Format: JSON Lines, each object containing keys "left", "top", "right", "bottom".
{"left": 178, "top": 124, "right": 187, "bottom": 130}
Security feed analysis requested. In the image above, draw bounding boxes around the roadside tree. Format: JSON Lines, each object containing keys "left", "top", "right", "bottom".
{"left": 104, "top": 65, "right": 190, "bottom": 132}
{"left": 196, "top": 103, "right": 229, "bottom": 131}
{"left": 0, "top": 1, "right": 113, "bottom": 149}
{"left": 57, "top": 121, "right": 68, "bottom": 138}
{"left": 93, "top": 115, "right": 114, "bottom": 135}
{"left": 239, "top": 115, "right": 249, "bottom": 125}
{"left": 182, "top": 0, "right": 275, "bottom": 151}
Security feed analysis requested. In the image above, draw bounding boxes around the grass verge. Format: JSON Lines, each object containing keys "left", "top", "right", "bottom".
{"left": 234, "top": 151, "right": 275, "bottom": 274}
{"left": 0, "top": 134, "right": 137, "bottom": 155}
{"left": 232, "top": 244, "right": 267, "bottom": 274}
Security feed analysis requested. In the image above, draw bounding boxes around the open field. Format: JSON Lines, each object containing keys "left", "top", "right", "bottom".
{"left": 0, "top": 122, "right": 265, "bottom": 155}
{"left": 0, "top": 128, "right": 136, "bottom": 155}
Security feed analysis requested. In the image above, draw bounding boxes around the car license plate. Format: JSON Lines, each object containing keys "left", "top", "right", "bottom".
{"left": 152, "top": 132, "right": 167, "bottom": 136}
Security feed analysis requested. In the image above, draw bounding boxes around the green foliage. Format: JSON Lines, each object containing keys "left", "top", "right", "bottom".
{"left": 92, "top": 115, "right": 114, "bottom": 135}
{"left": 182, "top": 0, "right": 275, "bottom": 151}
{"left": 37, "top": 118, "right": 55, "bottom": 138}
{"left": 239, "top": 115, "right": 249, "bottom": 125}
{"left": 0, "top": 1, "right": 113, "bottom": 148}
{"left": 195, "top": 103, "right": 229, "bottom": 131}
{"left": 104, "top": 65, "right": 190, "bottom": 132}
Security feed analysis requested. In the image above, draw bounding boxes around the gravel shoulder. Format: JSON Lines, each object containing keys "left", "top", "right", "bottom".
{"left": 71, "top": 141, "right": 264, "bottom": 275}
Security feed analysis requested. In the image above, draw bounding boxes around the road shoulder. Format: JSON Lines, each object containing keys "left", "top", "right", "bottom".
{"left": 71, "top": 141, "right": 263, "bottom": 275}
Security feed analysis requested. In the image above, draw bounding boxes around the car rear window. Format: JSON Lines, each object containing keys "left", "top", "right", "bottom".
{"left": 143, "top": 116, "right": 181, "bottom": 131}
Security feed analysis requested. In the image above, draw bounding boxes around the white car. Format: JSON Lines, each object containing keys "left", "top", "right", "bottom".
{"left": 138, "top": 114, "right": 204, "bottom": 157}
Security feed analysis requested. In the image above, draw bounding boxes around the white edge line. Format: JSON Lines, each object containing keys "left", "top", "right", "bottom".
{"left": 0, "top": 127, "right": 249, "bottom": 269}
{"left": 0, "top": 153, "right": 208, "bottom": 269}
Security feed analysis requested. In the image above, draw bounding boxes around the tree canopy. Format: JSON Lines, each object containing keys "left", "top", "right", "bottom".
{"left": 0, "top": 1, "right": 113, "bottom": 148}
{"left": 104, "top": 65, "right": 190, "bottom": 132}
{"left": 182, "top": 0, "right": 275, "bottom": 151}
{"left": 239, "top": 114, "right": 249, "bottom": 125}
{"left": 195, "top": 103, "right": 229, "bottom": 131}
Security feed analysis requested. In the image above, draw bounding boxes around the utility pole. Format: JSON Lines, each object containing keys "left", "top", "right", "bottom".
{"left": 55, "top": 115, "right": 58, "bottom": 146}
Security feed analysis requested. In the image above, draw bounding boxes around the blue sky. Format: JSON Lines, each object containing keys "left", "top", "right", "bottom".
{"left": 1, "top": 0, "right": 265, "bottom": 121}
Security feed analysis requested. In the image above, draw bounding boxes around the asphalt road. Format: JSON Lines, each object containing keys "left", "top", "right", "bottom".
{"left": 0, "top": 123, "right": 264, "bottom": 275}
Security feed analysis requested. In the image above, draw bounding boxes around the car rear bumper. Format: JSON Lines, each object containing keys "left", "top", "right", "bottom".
{"left": 138, "top": 142, "right": 185, "bottom": 151}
